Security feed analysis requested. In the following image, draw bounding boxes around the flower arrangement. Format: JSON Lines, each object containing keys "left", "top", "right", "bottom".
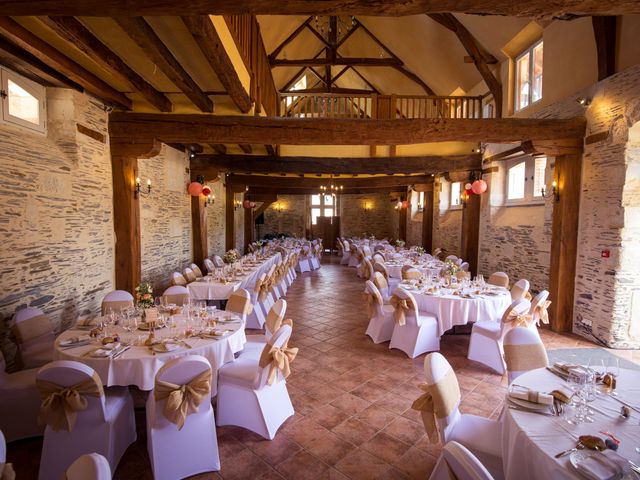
{"left": 414, "top": 246, "right": 425, "bottom": 256}
{"left": 395, "top": 239, "right": 406, "bottom": 248}
{"left": 135, "top": 283, "right": 154, "bottom": 308}
{"left": 223, "top": 249, "right": 239, "bottom": 264}
{"left": 443, "top": 259, "right": 460, "bottom": 276}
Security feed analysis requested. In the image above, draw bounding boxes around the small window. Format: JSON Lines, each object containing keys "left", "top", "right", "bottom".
{"left": 324, "top": 194, "right": 334, "bottom": 206}
{"left": 533, "top": 157, "right": 547, "bottom": 197}
{"left": 417, "top": 191, "right": 425, "bottom": 211}
{"left": 323, "top": 208, "right": 333, "bottom": 217}
{"left": 515, "top": 40, "right": 543, "bottom": 111}
{"left": 311, "top": 208, "right": 321, "bottom": 225}
{"left": 311, "top": 194, "right": 321, "bottom": 206}
{"left": 1, "top": 68, "right": 46, "bottom": 133}
{"left": 450, "top": 182, "right": 461, "bottom": 207}
{"left": 507, "top": 162, "right": 526, "bottom": 200}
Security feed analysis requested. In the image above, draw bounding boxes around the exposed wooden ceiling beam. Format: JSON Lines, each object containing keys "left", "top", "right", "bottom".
{"left": 0, "top": 17, "right": 131, "bottom": 109}
{"left": 305, "top": 23, "right": 332, "bottom": 48}
{"left": 265, "top": 144, "right": 276, "bottom": 156}
{"left": 245, "top": 186, "right": 408, "bottom": 195}
{"left": 227, "top": 173, "right": 431, "bottom": 189}
{"left": 592, "top": 16, "right": 617, "bottom": 81}
{"left": 271, "top": 57, "right": 402, "bottom": 67}
{"left": 40, "top": 16, "right": 172, "bottom": 112}
{"left": 109, "top": 113, "right": 586, "bottom": 145}
{"left": 210, "top": 143, "right": 227, "bottom": 155}
{"left": 6, "top": 1, "right": 638, "bottom": 18}
{"left": 350, "top": 67, "right": 380, "bottom": 94}
{"left": 0, "top": 34, "right": 82, "bottom": 89}
{"left": 284, "top": 87, "right": 374, "bottom": 95}
{"left": 238, "top": 144, "right": 253, "bottom": 154}
{"left": 114, "top": 16, "right": 213, "bottom": 112}
{"left": 268, "top": 16, "right": 312, "bottom": 61}
{"left": 428, "top": 13, "right": 502, "bottom": 116}
{"left": 192, "top": 153, "right": 481, "bottom": 175}
{"left": 182, "top": 15, "right": 252, "bottom": 113}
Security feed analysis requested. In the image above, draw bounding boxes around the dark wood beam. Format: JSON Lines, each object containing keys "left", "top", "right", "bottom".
{"left": 225, "top": 187, "right": 235, "bottom": 251}
{"left": 40, "top": 16, "right": 172, "bottom": 112}
{"left": 228, "top": 174, "right": 431, "bottom": 189}
{"left": 483, "top": 144, "right": 524, "bottom": 163}
{"left": 109, "top": 113, "right": 587, "bottom": 145}
{"left": 279, "top": 49, "right": 325, "bottom": 92}
{"left": 265, "top": 144, "right": 276, "bottom": 156}
{"left": 247, "top": 185, "right": 411, "bottom": 195}
{"left": 0, "top": 34, "right": 82, "bottom": 89}
{"left": 0, "top": 17, "right": 131, "bottom": 109}
{"left": 421, "top": 184, "right": 434, "bottom": 252}
{"left": 268, "top": 16, "right": 312, "bottom": 60}
{"left": 9, "top": 1, "right": 639, "bottom": 18}
{"left": 191, "top": 153, "right": 481, "bottom": 175}
{"left": 244, "top": 199, "right": 254, "bottom": 253}
{"left": 305, "top": 23, "right": 332, "bottom": 49}
{"left": 238, "top": 144, "right": 253, "bottom": 154}
{"left": 428, "top": 13, "right": 502, "bottom": 116}
{"left": 182, "top": 15, "right": 252, "bottom": 113}
{"left": 336, "top": 22, "right": 360, "bottom": 48}
{"left": 191, "top": 194, "right": 208, "bottom": 271}
{"left": 210, "top": 144, "right": 227, "bottom": 155}
{"left": 115, "top": 16, "right": 213, "bottom": 112}
{"left": 350, "top": 67, "right": 380, "bottom": 94}
{"left": 461, "top": 190, "right": 480, "bottom": 276}
{"left": 271, "top": 57, "right": 402, "bottom": 67}
{"left": 285, "top": 87, "right": 373, "bottom": 95}
{"left": 592, "top": 16, "right": 617, "bottom": 81}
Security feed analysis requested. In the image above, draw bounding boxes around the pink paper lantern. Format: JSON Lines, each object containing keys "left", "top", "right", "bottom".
{"left": 187, "top": 182, "right": 203, "bottom": 196}
{"left": 465, "top": 182, "right": 472, "bottom": 191}
{"left": 250, "top": 202, "right": 256, "bottom": 209}
{"left": 201, "top": 184, "right": 212, "bottom": 196}
{"left": 471, "top": 179, "right": 487, "bottom": 195}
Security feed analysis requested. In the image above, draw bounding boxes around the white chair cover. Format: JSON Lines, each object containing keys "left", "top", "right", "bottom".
{"left": 0, "top": 350, "right": 43, "bottom": 442}
{"left": 171, "top": 272, "right": 188, "bottom": 287}
{"left": 12, "top": 307, "right": 54, "bottom": 369}
{"left": 225, "top": 288, "right": 252, "bottom": 322}
{"left": 183, "top": 267, "right": 197, "bottom": 283}
{"left": 147, "top": 355, "right": 220, "bottom": 479}
{"left": 66, "top": 453, "right": 112, "bottom": 480}
{"left": 217, "top": 325, "right": 295, "bottom": 439}
{"left": 203, "top": 258, "right": 215, "bottom": 274}
{"left": 445, "top": 255, "right": 458, "bottom": 262}
{"left": 162, "top": 285, "right": 190, "bottom": 306}
{"left": 503, "top": 327, "right": 548, "bottom": 384}
{"left": 388, "top": 288, "right": 440, "bottom": 358}
{"left": 510, "top": 279, "right": 530, "bottom": 301}
{"left": 487, "top": 272, "right": 509, "bottom": 288}
{"left": 243, "top": 299, "right": 288, "bottom": 359}
{"left": 429, "top": 441, "right": 495, "bottom": 480}
{"left": 529, "top": 290, "right": 551, "bottom": 327}
{"left": 36, "top": 361, "right": 136, "bottom": 480}
{"left": 460, "top": 262, "right": 470, "bottom": 272}
{"left": 246, "top": 272, "right": 267, "bottom": 329}
{"left": 101, "top": 291, "right": 134, "bottom": 315}
{"left": 213, "top": 256, "right": 225, "bottom": 268}
{"left": 364, "top": 281, "right": 395, "bottom": 344}
{"left": 190, "top": 263, "right": 204, "bottom": 278}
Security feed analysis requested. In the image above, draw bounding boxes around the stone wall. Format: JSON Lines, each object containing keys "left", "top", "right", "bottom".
{"left": 233, "top": 192, "right": 245, "bottom": 253}
{"left": 433, "top": 179, "right": 462, "bottom": 256}
{"left": 206, "top": 180, "right": 225, "bottom": 257}
{"left": 260, "top": 194, "right": 306, "bottom": 238}
{"left": 339, "top": 193, "right": 397, "bottom": 239}
{"left": 138, "top": 144, "right": 192, "bottom": 293}
{"left": 0, "top": 89, "right": 114, "bottom": 370}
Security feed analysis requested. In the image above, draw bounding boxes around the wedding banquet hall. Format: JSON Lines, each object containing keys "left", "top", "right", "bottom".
{"left": 1, "top": 2, "right": 640, "bottom": 479}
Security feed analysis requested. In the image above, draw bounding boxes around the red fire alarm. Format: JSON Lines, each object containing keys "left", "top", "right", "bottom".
{"left": 601, "top": 250, "right": 610, "bottom": 258}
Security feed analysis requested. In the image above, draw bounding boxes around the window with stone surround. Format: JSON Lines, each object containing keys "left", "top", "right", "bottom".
{"left": 450, "top": 182, "right": 462, "bottom": 209}
{"left": 0, "top": 67, "right": 46, "bottom": 134}
{"left": 515, "top": 39, "right": 543, "bottom": 111}
{"left": 506, "top": 156, "right": 547, "bottom": 204}
{"left": 309, "top": 194, "right": 336, "bottom": 225}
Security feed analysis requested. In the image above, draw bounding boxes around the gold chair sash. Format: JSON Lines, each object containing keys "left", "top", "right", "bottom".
{"left": 12, "top": 314, "right": 53, "bottom": 344}
{"left": 365, "top": 292, "right": 375, "bottom": 318}
{"left": 362, "top": 262, "right": 371, "bottom": 280}
{"left": 390, "top": 295, "right": 409, "bottom": 326}
{"left": 226, "top": 293, "right": 253, "bottom": 316}
{"left": 534, "top": 300, "right": 551, "bottom": 324}
{"left": 155, "top": 368, "right": 212, "bottom": 430}
{"left": 505, "top": 310, "right": 533, "bottom": 328}
{"left": 0, "top": 463, "right": 16, "bottom": 480}
{"left": 36, "top": 373, "right": 104, "bottom": 432}
{"left": 503, "top": 343, "right": 548, "bottom": 372}
{"left": 411, "top": 369, "right": 461, "bottom": 443}
{"left": 259, "top": 281, "right": 271, "bottom": 302}
{"left": 163, "top": 293, "right": 190, "bottom": 306}
{"left": 258, "top": 344, "right": 298, "bottom": 386}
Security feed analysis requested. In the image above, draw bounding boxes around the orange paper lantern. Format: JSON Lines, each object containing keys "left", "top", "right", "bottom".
{"left": 187, "top": 182, "right": 203, "bottom": 196}
{"left": 471, "top": 179, "right": 487, "bottom": 194}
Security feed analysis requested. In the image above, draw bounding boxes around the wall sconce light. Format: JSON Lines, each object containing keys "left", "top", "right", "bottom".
{"left": 460, "top": 190, "right": 469, "bottom": 208}
{"left": 274, "top": 201, "right": 283, "bottom": 213}
{"left": 541, "top": 181, "right": 559, "bottom": 202}
{"left": 363, "top": 202, "right": 371, "bottom": 214}
{"left": 135, "top": 177, "right": 151, "bottom": 198}
{"left": 205, "top": 193, "right": 215, "bottom": 207}
{"left": 577, "top": 97, "right": 591, "bottom": 107}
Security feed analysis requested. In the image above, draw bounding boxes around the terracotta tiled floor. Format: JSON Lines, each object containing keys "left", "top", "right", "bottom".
{"left": 7, "top": 256, "right": 637, "bottom": 479}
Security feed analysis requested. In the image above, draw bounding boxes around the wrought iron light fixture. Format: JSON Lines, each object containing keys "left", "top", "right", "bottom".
{"left": 541, "top": 181, "right": 559, "bottom": 202}
{"left": 134, "top": 177, "right": 151, "bottom": 198}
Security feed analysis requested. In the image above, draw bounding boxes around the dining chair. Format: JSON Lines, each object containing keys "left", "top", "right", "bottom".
{"left": 510, "top": 279, "right": 530, "bottom": 301}
{"left": 361, "top": 258, "right": 375, "bottom": 281}
{"left": 364, "top": 281, "right": 395, "bottom": 344}
{"left": 65, "top": 453, "right": 112, "bottom": 480}
{"left": 487, "top": 272, "right": 509, "bottom": 288}
{"left": 213, "top": 255, "right": 225, "bottom": 268}
{"left": 161, "top": 286, "right": 190, "bottom": 306}
{"left": 190, "top": 263, "right": 204, "bottom": 279}
{"left": 147, "top": 355, "right": 219, "bottom": 480}
{"left": 297, "top": 245, "right": 312, "bottom": 273}
{"left": 183, "top": 267, "right": 197, "bottom": 283}
{"left": 401, "top": 266, "right": 422, "bottom": 281}
{"left": 529, "top": 290, "right": 551, "bottom": 328}
{"left": 445, "top": 255, "right": 458, "bottom": 263}
{"left": 0, "top": 350, "right": 43, "bottom": 442}
{"left": 36, "top": 361, "right": 136, "bottom": 480}
{"left": 243, "top": 299, "right": 289, "bottom": 360}
{"left": 429, "top": 441, "right": 495, "bottom": 480}
{"left": 12, "top": 307, "right": 55, "bottom": 369}
{"left": 101, "top": 291, "right": 135, "bottom": 316}
{"left": 0, "top": 430, "right": 15, "bottom": 480}
{"left": 373, "top": 272, "right": 392, "bottom": 304}
{"left": 341, "top": 240, "right": 351, "bottom": 265}
{"left": 246, "top": 272, "right": 267, "bottom": 329}
{"left": 225, "top": 288, "right": 252, "bottom": 323}
{"left": 203, "top": 258, "right": 215, "bottom": 274}
{"left": 373, "top": 262, "right": 400, "bottom": 291}
{"left": 467, "top": 298, "right": 532, "bottom": 374}
{"left": 274, "top": 260, "right": 288, "bottom": 297}
{"left": 388, "top": 288, "right": 440, "bottom": 358}
{"left": 372, "top": 253, "right": 385, "bottom": 264}
{"left": 503, "top": 327, "right": 549, "bottom": 384}
{"left": 310, "top": 244, "right": 321, "bottom": 270}
{"left": 420, "top": 353, "right": 503, "bottom": 479}
{"left": 348, "top": 245, "right": 360, "bottom": 268}
{"left": 460, "top": 262, "right": 470, "bottom": 272}
{"left": 170, "top": 272, "right": 188, "bottom": 287}
{"left": 263, "top": 264, "right": 279, "bottom": 308}
{"left": 217, "top": 325, "right": 295, "bottom": 440}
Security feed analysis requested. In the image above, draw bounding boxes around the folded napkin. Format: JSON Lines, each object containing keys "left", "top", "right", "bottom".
{"left": 576, "top": 450, "right": 631, "bottom": 480}
{"left": 153, "top": 341, "right": 181, "bottom": 352}
{"left": 553, "top": 362, "right": 590, "bottom": 381}
{"left": 550, "top": 386, "right": 574, "bottom": 404}
{"left": 59, "top": 336, "right": 92, "bottom": 347}
{"left": 90, "top": 342, "right": 122, "bottom": 357}
{"left": 508, "top": 385, "right": 554, "bottom": 405}
{"left": 76, "top": 316, "right": 104, "bottom": 327}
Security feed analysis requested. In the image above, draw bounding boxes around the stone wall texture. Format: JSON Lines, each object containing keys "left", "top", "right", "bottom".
{"left": 260, "top": 194, "right": 306, "bottom": 238}
{"left": 432, "top": 179, "right": 462, "bottom": 256}
{"left": 138, "top": 144, "right": 192, "bottom": 294}
{"left": 0, "top": 89, "right": 114, "bottom": 370}
{"left": 339, "top": 193, "right": 398, "bottom": 240}
{"left": 206, "top": 180, "right": 226, "bottom": 257}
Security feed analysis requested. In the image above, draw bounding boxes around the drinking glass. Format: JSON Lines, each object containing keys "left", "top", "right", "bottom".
{"left": 567, "top": 372, "right": 586, "bottom": 424}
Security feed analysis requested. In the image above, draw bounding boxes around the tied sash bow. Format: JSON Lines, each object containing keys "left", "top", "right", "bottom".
{"left": 390, "top": 295, "right": 410, "bottom": 326}
{"left": 505, "top": 310, "right": 533, "bottom": 328}
{"left": 259, "top": 280, "right": 271, "bottom": 302}
{"left": 155, "top": 368, "right": 212, "bottom": 430}
{"left": 534, "top": 300, "right": 551, "bottom": 325}
{"left": 259, "top": 345, "right": 298, "bottom": 385}
{"left": 365, "top": 292, "right": 376, "bottom": 318}
{"left": 36, "top": 376, "right": 104, "bottom": 432}
{"left": 411, "top": 370, "right": 461, "bottom": 444}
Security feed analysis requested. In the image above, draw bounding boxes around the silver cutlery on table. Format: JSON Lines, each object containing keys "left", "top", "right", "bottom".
{"left": 555, "top": 442, "right": 585, "bottom": 458}
{"left": 112, "top": 345, "right": 130, "bottom": 359}
{"left": 608, "top": 394, "right": 640, "bottom": 414}
{"left": 507, "top": 405, "right": 555, "bottom": 416}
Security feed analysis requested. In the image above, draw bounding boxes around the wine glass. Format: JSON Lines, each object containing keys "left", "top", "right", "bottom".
{"left": 566, "top": 372, "right": 586, "bottom": 424}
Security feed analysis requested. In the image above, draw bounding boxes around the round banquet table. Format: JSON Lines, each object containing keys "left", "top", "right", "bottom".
{"left": 385, "top": 261, "right": 443, "bottom": 279}
{"left": 53, "top": 311, "right": 246, "bottom": 395}
{"left": 410, "top": 286, "right": 511, "bottom": 335}
{"left": 503, "top": 367, "right": 640, "bottom": 480}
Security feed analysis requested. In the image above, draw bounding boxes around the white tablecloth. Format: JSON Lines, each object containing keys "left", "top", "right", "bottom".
{"left": 503, "top": 367, "right": 640, "bottom": 480}
{"left": 188, "top": 253, "right": 281, "bottom": 301}
{"left": 385, "top": 261, "right": 443, "bottom": 279}
{"left": 411, "top": 288, "right": 511, "bottom": 335}
{"left": 54, "top": 311, "right": 246, "bottom": 395}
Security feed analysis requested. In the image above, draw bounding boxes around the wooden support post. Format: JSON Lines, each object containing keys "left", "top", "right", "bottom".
{"left": 244, "top": 201, "right": 255, "bottom": 253}
{"left": 461, "top": 192, "right": 480, "bottom": 276}
{"left": 399, "top": 197, "right": 407, "bottom": 242}
{"left": 191, "top": 194, "right": 208, "bottom": 271}
{"left": 225, "top": 187, "right": 235, "bottom": 251}
{"left": 110, "top": 139, "right": 162, "bottom": 293}
{"left": 422, "top": 184, "right": 434, "bottom": 253}
{"left": 549, "top": 154, "right": 582, "bottom": 332}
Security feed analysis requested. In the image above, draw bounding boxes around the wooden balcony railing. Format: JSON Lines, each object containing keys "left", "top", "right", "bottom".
{"left": 224, "top": 15, "right": 279, "bottom": 116}
{"left": 279, "top": 93, "right": 487, "bottom": 119}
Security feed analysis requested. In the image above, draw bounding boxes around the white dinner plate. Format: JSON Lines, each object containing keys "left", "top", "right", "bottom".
{"left": 152, "top": 342, "right": 181, "bottom": 353}
{"left": 569, "top": 451, "right": 635, "bottom": 479}
{"left": 508, "top": 396, "right": 552, "bottom": 411}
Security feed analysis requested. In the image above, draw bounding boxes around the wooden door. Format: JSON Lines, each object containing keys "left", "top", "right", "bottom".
{"left": 313, "top": 216, "right": 340, "bottom": 252}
